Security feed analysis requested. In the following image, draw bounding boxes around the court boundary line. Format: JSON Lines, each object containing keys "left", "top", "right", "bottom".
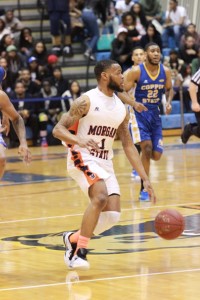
{"left": 1, "top": 267, "right": 200, "bottom": 292}
{"left": 0, "top": 201, "right": 199, "bottom": 225}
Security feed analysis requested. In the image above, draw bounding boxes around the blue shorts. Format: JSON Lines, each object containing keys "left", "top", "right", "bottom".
{"left": 0, "top": 133, "right": 7, "bottom": 148}
{"left": 128, "top": 106, "right": 163, "bottom": 153}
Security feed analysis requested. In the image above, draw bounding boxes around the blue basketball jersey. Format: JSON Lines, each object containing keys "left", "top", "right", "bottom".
{"left": 135, "top": 63, "right": 166, "bottom": 108}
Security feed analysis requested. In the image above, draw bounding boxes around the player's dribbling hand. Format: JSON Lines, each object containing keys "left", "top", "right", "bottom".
{"left": 143, "top": 180, "right": 156, "bottom": 204}
{"left": 134, "top": 102, "right": 148, "bottom": 113}
{"left": 18, "top": 145, "right": 32, "bottom": 165}
{"left": 165, "top": 102, "right": 172, "bottom": 115}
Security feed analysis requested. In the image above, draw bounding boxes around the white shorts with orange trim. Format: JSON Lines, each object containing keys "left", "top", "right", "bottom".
{"left": 67, "top": 153, "right": 120, "bottom": 197}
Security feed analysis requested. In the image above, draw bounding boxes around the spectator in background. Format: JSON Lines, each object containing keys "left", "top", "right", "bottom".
{"left": 8, "top": 80, "right": 40, "bottom": 147}
{"left": 18, "top": 68, "right": 41, "bottom": 97}
{"left": 0, "top": 56, "right": 13, "bottom": 93}
{"left": 139, "top": 0, "right": 163, "bottom": 24}
{"left": 18, "top": 27, "right": 34, "bottom": 58}
{"left": 0, "top": 33, "right": 15, "bottom": 57}
{"left": 110, "top": 27, "right": 132, "bottom": 71}
{"left": 0, "top": 19, "right": 11, "bottom": 40}
{"left": 45, "top": 54, "right": 59, "bottom": 77}
{"left": 50, "top": 66, "right": 69, "bottom": 97}
{"left": 179, "top": 35, "right": 198, "bottom": 65}
{"left": 191, "top": 48, "right": 200, "bottom": 75}
{"left": 47, "top": 0, "right": 73, "bottom": 57}
{"left": 115, "top": 0, "right": 135, "bottom": 17}
{"left": 130, "top": 2, "right": 147, "bottom": 36}
{"left": 31, "top": 40, "right": 48, "bottom": 67}
{"left": 39, "top": 79, "right": 61, "bottom": 146}
{"left": 0, "top": 9, "right": 23, "bottom": 36}
{"left": 27, "top": 56, "right": 45, "bottom": 85}
{"left": 180, "top": 23, "right": 200, "bottom": 48}
{"left": 139, "top": 23, "right": 162, "bottom": 51}
{"left": 75, "top": 0, "right": 99, "bottom": 61}
{"left": 61, "top": 80, "right": 82, "bottom": 112}
{"left": 121, "top": 12, "right": 141, "bottom": 47}
{"left": 6, "top": 44, "right": 26, "bottom": 88}
{"left": 162, "top": 0, "right": 190, "bottom": 48}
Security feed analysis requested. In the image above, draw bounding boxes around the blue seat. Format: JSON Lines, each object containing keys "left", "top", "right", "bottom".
{"left": 171, "top": 101, "right": 181, "bottom": 114}
{"left": 184, "top": 113, "right": 196, "bottom": 124}
{"left": 95, "top": 51, "right": 111, "bottom": 61}
{"left": 161, "top": 114, "right": 181, "bottom": 129}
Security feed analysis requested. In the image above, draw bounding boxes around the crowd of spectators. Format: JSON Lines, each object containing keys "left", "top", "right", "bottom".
{"left": 0, "top": 0, "right": 200, "bottom": 147}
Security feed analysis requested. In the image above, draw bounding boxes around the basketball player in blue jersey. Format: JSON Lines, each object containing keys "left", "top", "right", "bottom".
{"left": 53, "top": 59, "right": 156, "bottom": 270}
{"left": 124, "top": 43, "right": 173, "bottom": 201}
{"left": 0, "top": 67, "right": 31, "bottom": 179}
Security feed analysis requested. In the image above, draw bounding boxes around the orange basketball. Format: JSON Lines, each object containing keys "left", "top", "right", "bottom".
{"left": 154, "top": 209, "right": 185, "bottom": 240}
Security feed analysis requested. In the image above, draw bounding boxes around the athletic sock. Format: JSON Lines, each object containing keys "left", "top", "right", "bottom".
{"left": 76, "top": 235, "right": 90, "bottom": 253}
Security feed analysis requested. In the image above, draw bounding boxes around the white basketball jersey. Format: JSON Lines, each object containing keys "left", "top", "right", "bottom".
{"left": 68, "top": 87, "right": 126, "bottom": 161}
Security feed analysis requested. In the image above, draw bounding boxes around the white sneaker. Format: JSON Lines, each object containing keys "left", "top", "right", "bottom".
{"left": 69, "top": 248, "right": 90, "bottom": 270}
{"left": 63, "top": 232, "right": 77, "bottom": 267}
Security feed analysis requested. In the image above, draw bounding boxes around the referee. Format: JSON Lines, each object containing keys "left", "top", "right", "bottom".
{"left": 181, "top": 68, "right": 200, "bottom": 144}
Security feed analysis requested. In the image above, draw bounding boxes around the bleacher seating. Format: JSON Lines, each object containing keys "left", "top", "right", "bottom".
{"left": 161, "top": 101, "right": 196, "bottom": 129}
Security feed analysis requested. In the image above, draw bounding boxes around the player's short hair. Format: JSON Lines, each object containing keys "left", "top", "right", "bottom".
{"left": 132, "top": 46, "right": 144, "bottom": 54}
{"left": 94, "top": 59, "right": 118, "bottom": 81}
{"left": 144, "top": 42, "right": 160, "bottom": 51}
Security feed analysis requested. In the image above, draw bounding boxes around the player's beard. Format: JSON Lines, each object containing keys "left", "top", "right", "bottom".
{"left": 107, "top": 76, "right": 123, "bottom": 92}
{"left": 148, "top": 55, "right": 160, "bottom": 65}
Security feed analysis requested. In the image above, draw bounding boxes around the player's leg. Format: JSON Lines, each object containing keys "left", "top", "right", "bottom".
{"left": 139, "top": 139, "right": 153, "bottom": 201}
{"left": 64, "top": 161, "right": 121, "bottom": 269}
{"left": 0, "top": 136, "right": 7, "bottom": 180}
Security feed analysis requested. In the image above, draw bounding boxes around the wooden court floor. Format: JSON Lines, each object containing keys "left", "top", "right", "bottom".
{"left": 1, "top": 136, "right": 200, "bottom": 300}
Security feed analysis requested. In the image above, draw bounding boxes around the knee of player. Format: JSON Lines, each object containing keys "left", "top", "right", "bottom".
{"left": 143, "top": 144, "right": 153, "bottom": 158}
{"left": 91, "top": 192, "right": 108, "bottom": 210}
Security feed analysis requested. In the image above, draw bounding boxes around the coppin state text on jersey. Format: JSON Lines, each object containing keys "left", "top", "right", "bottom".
{"left": 135, "top": 63, "right": 166, "bottom": 108}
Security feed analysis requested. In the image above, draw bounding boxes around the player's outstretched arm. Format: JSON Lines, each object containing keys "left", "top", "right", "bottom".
{"left": 53, "top": 95, "right": 100, "bottom": 152}
{"left": 117, "top": 112, "right": 156, "bottom": 203}
{"left": 0, "top": 90, "right": 31, "bottom": 164}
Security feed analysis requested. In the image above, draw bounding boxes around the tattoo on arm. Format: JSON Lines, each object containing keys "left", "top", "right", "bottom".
{"left": 59, "top": 96, "right": 89, "bottom": 128}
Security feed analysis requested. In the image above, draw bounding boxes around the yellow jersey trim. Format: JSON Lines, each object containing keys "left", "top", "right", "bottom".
{"left": 143, "top": 63, "right": 160, "bottom": 81}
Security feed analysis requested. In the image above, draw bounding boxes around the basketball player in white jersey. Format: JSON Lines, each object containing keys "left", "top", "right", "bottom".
{"left": 53, "top": 59, "right": 156, "bottom": 270}
{"left": 0, "top": 67, "right": 31, "bottom": 179}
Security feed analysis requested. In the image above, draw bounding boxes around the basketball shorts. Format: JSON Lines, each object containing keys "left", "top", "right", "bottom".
{"left": 67, "top": 153, "right": 120, "bottom": 197}
{"left": 128, "top": 106, "right": 163, "bottom": 153}
{"left": 0, "top": 133, "right": 7, "bottom": 148}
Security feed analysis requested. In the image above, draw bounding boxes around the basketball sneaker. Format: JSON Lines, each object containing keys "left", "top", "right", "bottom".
{"left": 181, "top": 123, "right": 192, "bottom": 144}
{"left": 63, "top": 232, "right": 77, "bottom": 267}
{"left": 131, "top": 169, "right": 140, "bottom": 180}
{"left": 69, "top": 248, "right": 90, "bottom": 270}
{"left": 139, "top": 189, "right": 150, "bottom": 201}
